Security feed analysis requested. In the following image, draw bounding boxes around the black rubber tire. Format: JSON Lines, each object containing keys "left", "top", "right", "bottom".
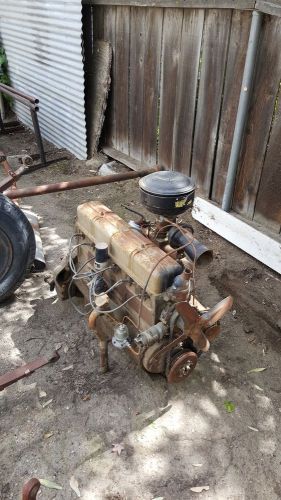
{"left": 0, "top": 194, "right": 36, "bottom": 302}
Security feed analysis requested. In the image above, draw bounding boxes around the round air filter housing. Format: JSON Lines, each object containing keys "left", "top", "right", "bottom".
{"left": 139, "top": 171, "right": 195, "bottom": 217}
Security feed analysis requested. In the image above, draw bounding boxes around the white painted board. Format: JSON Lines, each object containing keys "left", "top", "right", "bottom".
{"left": 192, "top": 197, "right": 281, "bottom": 275}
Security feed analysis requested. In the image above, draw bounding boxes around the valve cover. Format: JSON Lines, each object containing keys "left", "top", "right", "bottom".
{"left": 76, "top": 201, "right": 182, "bottom": 295}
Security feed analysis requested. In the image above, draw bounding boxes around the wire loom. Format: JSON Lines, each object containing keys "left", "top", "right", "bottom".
{"left": 67, "top": 218, "right": 198, "bottom": 326}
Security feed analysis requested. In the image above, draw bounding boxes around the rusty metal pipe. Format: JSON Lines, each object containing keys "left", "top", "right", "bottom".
{"left": 125, "top": 344, "right": 141, "bottom": 363}
{"left": 0, "top": 83, "right": 39, "bottom": 105}
{"left": 0, "top": 86, "right": 38, "bottom": 110}
{"left": 0, "top": 153, "right": 27, "bottom": 192}
{"left": 4, "top": 165, "right": 162, "bottom": 199}
{"left": 88, "top": 311, "right": 109, "bottom": 373}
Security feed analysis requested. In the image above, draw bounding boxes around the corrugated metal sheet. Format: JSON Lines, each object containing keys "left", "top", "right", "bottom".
{"left": 0, "top": 0, "right": 87, "bottom": 159}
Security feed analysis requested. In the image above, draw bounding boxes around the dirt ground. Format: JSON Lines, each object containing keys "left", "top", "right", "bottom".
{"left": 1, "top": 127, "right": 281, "bottom": 500}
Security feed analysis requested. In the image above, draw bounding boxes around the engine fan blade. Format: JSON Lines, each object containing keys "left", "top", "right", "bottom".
{"left": 200, "top": 296, "right": 233, "bottom": 328}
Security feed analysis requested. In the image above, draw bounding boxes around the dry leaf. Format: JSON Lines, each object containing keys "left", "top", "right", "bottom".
{"left": 62, "top": 365, "right": 73, "bottom": 371}
{"left": 247, "top": 367, "right": 267, "bottom": 374}
{"left": 55, "top": 343, "right": 62, "bottom": 351}
{"left": 111, "top": 443, "right": 125, "bottom": 456}
{"left": 190, "top": 486, "right": 209, "bottom": 493}
{"left": 248, "top": 426, "right": 259, "bottom": 432}
{"left": 44, "top": 431, "right": 54, "bottom": 439}
{"left": 42, "top": 399, "right": 53, "bottom": 408}
{"left": 39, "top": 390, "right": 47, "bottom": 398}
{"left": 192, "top": 464, "right": 203, "bottom": 467}
{"left": 39, "top": 478, "right": 62, "bottom": 490}
{"left": 82, "top": 394, "right": 91, "bottom": 401}
{"left": 253, "top": 384, "right": 263, "bottom": 392}
{"left": 70, "top": 476, "right": 81, "bottom": 497}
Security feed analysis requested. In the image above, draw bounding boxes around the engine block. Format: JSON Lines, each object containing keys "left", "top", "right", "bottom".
{"left": 55, "top": 196, "right": 233, "bottom": 383}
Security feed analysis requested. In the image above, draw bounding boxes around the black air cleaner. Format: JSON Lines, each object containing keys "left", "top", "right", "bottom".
{"left": 139, "top": 171, "right": 195, "bottom": 217}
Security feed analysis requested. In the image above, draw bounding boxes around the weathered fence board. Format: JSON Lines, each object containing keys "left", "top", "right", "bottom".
{"left": 103, "top": 6, "right": 117, "bottom": 146}
{"left": 93, "top": 5, "right": 105, "bottom": 38}
{"left": 256, "top": 0, "right": 281, "bottom": 17}
{"left": 211, "top": 10, "right": 251, "bottom": 204}
{"left": 171, "top": 9, "right": 204, "bottom": 174}
{"left": 115, "top": 6, "right": 130, "bottom": 153}
{"left": 84, "top": 0, "right": 255, "bottom": 9}
{"left": 191, "top": 9, "right": 232, "bottom": 197}
{"left": 129, "top": 8, "right": 146, "bottom": 160}
{"left": 142, "top": 8, "right": 163, "bottom": 165}
{"left": 233, "top": 15, "right": 281, "bottom": 219}
{"left": 158, "top": 9, "right": 183, "bottom": 169}
{"left": 253, "top": 83, "right": 281, "bottom": 232}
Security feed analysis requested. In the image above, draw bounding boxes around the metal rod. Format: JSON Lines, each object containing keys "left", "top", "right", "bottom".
{"left": 0, "top": 351, "right": 59, "bottom": 391}
{"left": 0, "top": 85, "right": 38, "bottom": 110}
{"left": 0, "top": 110, "right": 4, "bottom": 132}
{"left": 0, "top": 83, "right": 39, "bottom": 104}
{"left": 0, "top": 164, "right": 27, "bottom": 192}
{"left": 21, "top": 156, "right": 69, "bottom": 175}
{"left": 0, "top": 92, "right": 5, "bottom": 121}
{"left": 221, "top": 11, "right": 263, "bottom": 212}
{"left": 30, "top": 109, "right": 46, "bottom": 165}
{"left": 4, "top": 165, "right": 162, "bottom": 199}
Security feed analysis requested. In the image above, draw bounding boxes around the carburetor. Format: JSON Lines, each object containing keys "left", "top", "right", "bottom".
{"left": 55, "top": 171, "right": 233, "bottom": 383}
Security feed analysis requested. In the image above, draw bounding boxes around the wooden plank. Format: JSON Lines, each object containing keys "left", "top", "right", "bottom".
{"left": 83, "top": 5, "right": 93, "bottom": 67}
{"left": 93, "top": 6, "right": 105, "bottom": 39}
{"left": 103, "top": 6, "right": 117, "bottom": 148}
{"left": 233, "top": 16, "right": 281, "bottom": 218}
{"left": 86, "top": 41, "right": 112, "bottom": 156}
{"left": 102, "top": 146, "right": 150, "bottom": 170}
{"left": 142, "top": 8, "right": 163, "bottom": 166}
{"left": 83, "top": 0, "right": 255, "bottom": 9}
{"left": 256, "top": 0, "right": 281, "bottom": 17}
{"left": 158, "top": 9, "right": 183, "bottom": 169}
{"left": 191, "top": 9, "right": 232, "bottom": 197}
{"left": 253, "top": 83, "right": 281, "bottom": 232}
{"left": 211, "top": 10, "right": 251, "bottom": 204}
{"left": 172, "top": 9, "right": 204, "bottom": 173}
{"left": 129, "top": 8, "right": 146, "bottom": 161}
{"left": 192, "top": 197, "right": 281, "bottom": 275}
{"left": 115, "top": 6, "right": 130, "bottom": 154}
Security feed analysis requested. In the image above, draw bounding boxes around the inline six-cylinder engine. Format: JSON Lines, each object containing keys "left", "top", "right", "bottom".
{"left": 55, "top": 171, "right": 232, "bottom": 383}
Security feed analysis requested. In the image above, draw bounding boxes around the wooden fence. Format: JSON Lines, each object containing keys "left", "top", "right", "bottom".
{"left": 83, "top": 2, "right": 281, "bottom": 235}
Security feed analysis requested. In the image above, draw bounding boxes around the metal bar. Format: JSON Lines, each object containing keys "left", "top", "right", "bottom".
{"left": 30, "top": 109, "right": 46, "bottom": 165}
{"left": 4, "top": 165, "right": 162, "bottom": 199}
{"left": 0, "top": 153, "right": 27, "bottom": 192}
{"left": 0, "top": 351, "right": 59, "bottom": 391}
{"left": 0, "top": 85, "right": 38, "bottom": 110}
{"left": 0, "top": 111, "right": 5, "bottom": 132}
{"left": 21, "top": 156, "right": 69, "bottom": 175}
{"left": 0, "top": 92, "right": 5, "bottom": 121}
{"left": 0, "top": 83, "right": 39, "bottom": 105}
{"left": 221, "top": 10, "right": 263, "bottom": 212}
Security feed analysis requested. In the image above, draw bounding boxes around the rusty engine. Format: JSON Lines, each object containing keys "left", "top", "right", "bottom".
{"left": 55, "top": 171, "right": 233, "bottom": 383}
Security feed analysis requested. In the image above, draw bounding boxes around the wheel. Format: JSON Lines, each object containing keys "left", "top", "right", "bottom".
{"left": 167, "top": 350, "right": 197, "bottom": 383}
{"left": 0, "top": 194, "right": 35, "bottom": 302}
